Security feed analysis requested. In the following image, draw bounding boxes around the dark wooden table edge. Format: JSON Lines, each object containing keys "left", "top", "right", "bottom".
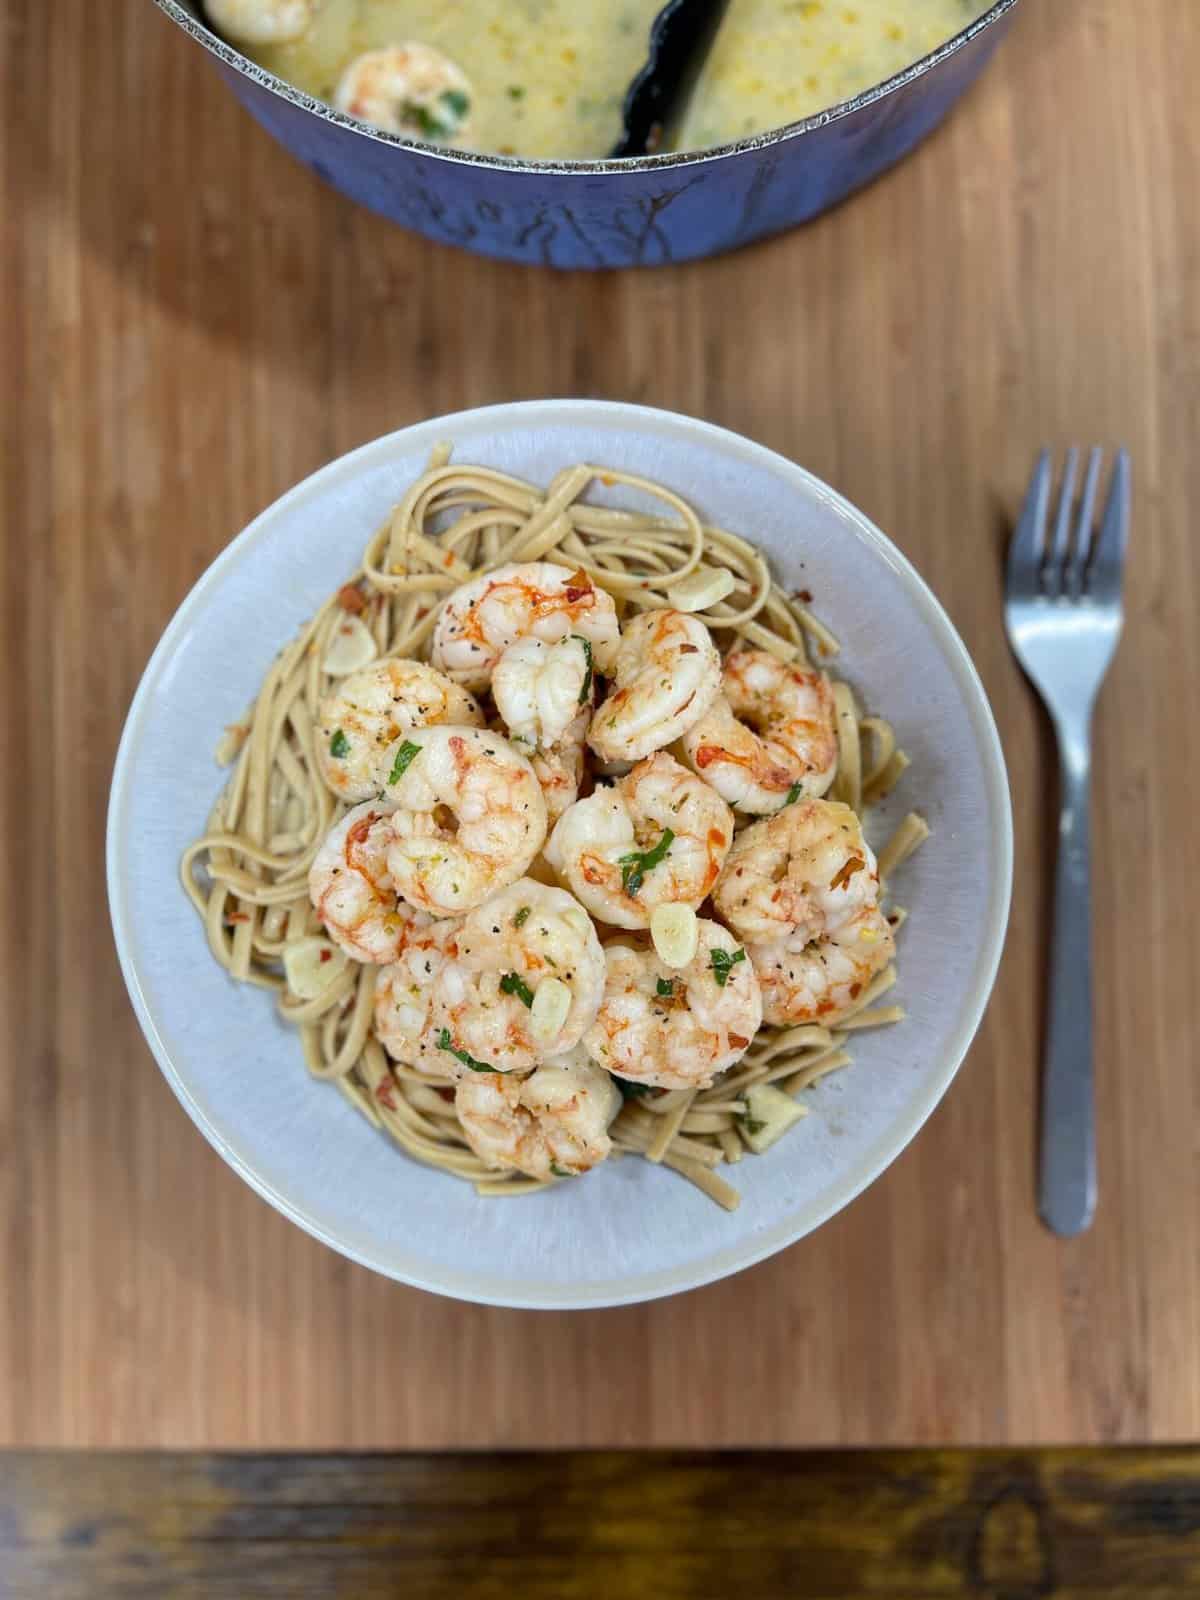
{"left": 2, "top": 1447, "right": 1199, "bottom": 1598}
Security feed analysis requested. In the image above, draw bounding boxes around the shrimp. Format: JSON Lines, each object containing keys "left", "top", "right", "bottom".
{"left": 431, "top": 880, "right": 606, "bottom": 1076}
{"left": 545, "top": 752, "right": 733, "bottom": 930}
{"left": 681, "top": 651, "right": 838, "bottom": 813}
{"left": 316, "top": 658, "right": 483, "bottom": 803}
{"left": 712, "top": 797, "right": 882, "bottom": 950}
{"left": 456, "top": 1047, "right": 622, "bottom": 1180}
{"left": 334, "top": 44, "right": 473, "bottom": 144}
{"left": 203, "top": 0, "right": 317, "bottom": 46}
{"left": 493, "top": 635, "right": 594, "bottom": 822}
{"left": 307, "top": 799, "right": 414, "bottom": 964}
{"left": 432, "top": 563, "right": 620, "bottom": 691}
{"left": 373, "top": 915, "right": 463, "bottom": 1072}
{"left": 584, "top": 919, "right": 762, "bottom": 1091}
{"left": 383, "top": 725, "right": 547, "bottom": 916}
{"left": 588, "top": 609, "right": 722, "bottom": 764}
{"left": 750, "top": 904, "right": 894, "bottom": 1027}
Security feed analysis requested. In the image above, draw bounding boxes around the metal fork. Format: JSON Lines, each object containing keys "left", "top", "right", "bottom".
{"left": 1004, "top": 447, "right": 1131, "bottom": 1237}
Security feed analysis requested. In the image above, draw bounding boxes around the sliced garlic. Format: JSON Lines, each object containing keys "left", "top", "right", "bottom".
{"left": 739, "top": 1082, "right": 808, "bottom": 1154}
{"left": 530, "top": 976, "right": 571, "bottom": 1043}
{"left": 666, "top": 566, "right": 735, "bottom": 613}
{"left": 283, "top": 936, "right": 349, "bottom": 1000}
{"left": 322, "top": 614, "right": 377, "bottom": 677}
{"left": 650, "top": 903, "right": 698, "bottom": 968}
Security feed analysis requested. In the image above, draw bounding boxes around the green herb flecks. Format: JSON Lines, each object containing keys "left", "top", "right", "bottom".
{"left": 329, "top": 728, "right": 350, "bottom": 760}
{"left": 408, "top": 88, "right": 471, "bottom": 141}
{"left": 574, "top": 635, "right": 594, "bottom": 704}
{"left": 512, "top": 905, "right": 531, "bottom": 928}
{"left": 785, "top": 781, "right": 804, "bottom": 805}
{"left": 507, "top": 85, "right": 526, "bottom": 101}
{"left": 710, "top": 946, "right": 747, "bottom": 987}
{"left": 437, "top": 1029, "right": 494, "bottom": 1073}
{"left": 500, "top": 971, "right": 534, "bottom": 1008}
{"left": 618, "top": 827, "right": 675, "bottom": 897}
{"left": 386, "top": 739, "right": 422, "bottom": 786}
{"left": 549, "top": 1162, "right": 572, "bottom": 1178}
{"left": 656, "top": 977, "right": 676, "bottom": 998}
{"left": 739, "top": 1113, "right": 767, "bottom": 1137}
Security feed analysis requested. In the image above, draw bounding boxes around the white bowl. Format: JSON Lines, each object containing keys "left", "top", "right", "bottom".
{"left": 107, "top": 401, "right": 1011, "bottom": 1308}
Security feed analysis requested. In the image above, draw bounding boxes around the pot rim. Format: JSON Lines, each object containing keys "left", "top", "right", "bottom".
{"left": 154, "top": 0, "right": 1019, "bottom": 176}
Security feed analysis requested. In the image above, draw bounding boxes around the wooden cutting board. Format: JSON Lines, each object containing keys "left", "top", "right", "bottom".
{"left": 1, "top": 0, "right": 1196, "bottom": 1447}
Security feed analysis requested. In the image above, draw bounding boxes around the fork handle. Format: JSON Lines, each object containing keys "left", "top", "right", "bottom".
{"left": 1039, "top": 727, "right": 1096, "bottom": 1236}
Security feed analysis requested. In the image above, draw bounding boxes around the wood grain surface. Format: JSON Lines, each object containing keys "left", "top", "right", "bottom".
{"left": 1, "top": 0, "right": 1198, "bottom": 1448}
{"left": 4, "top": 1448, "right": 1200, "bottom": 1599}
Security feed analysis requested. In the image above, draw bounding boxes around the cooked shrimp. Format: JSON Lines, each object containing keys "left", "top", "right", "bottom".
{"left": 316, "top": 658, "right": 483, "bottom": 803}
{"left": 432, "top": 563, "right": 620, "bottom": 691}
{"left": 431, "top": 880, "right": 606, "bottom": 1076}
{"left": 682, "top": 652, "right": 837, "bottom": 813}
{"left": 712, "top": 797, "right": 882, "bottom": 950}
{"left": 384, "top": 725, "right": 547, "bottom": 916}
{"left": 204, "top": 0, "right": 317, "bottom": 45}
{"left": 528, "top": 708, "right": 590, "bottom": 823}
{"left": 373, "top": 916, "right": 463, "bottom": 1071}
{"left": 456, "top": 1047, "right": 622, "bottom": 1180}
{"left": 588, "top": 609, "right": 722, "bottom": 763}
{"left": 584, "top": 918, "right": 762, "bottom": 1090}
{"left": 493, "top": 634, "right": 594, "bottom": 822}
{"left": 545, "top": 752, "right": 733, "bottom": 930}
{"left": 493, "top": 634, "right": 593, "bottom": 750}
{"left": 307, "top": 799, "right": 414, "bottom": 964}
{"left": 334, "top": 44, "right": 473, "bottom": 144}
{"left": 751, "top": 903, "right": 894, "bottom": 1026}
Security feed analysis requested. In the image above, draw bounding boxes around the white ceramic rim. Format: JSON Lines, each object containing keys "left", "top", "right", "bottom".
{"left": 107, "top": 400, "right": 1013, "bottom": 1308}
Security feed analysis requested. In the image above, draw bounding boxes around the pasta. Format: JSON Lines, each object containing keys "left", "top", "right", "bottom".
{"left": 181, "top": 455, "right": 927, "bottom": 1209}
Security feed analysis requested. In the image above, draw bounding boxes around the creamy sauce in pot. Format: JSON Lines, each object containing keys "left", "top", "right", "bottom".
{"left": 239, "top": 0, "right": 665, "bottom": 159}
{"left": 674, "top": 0, "right": 991, "bottom": 149}
{"left": 216, "top": 0, "right": 992, "bottom": 159}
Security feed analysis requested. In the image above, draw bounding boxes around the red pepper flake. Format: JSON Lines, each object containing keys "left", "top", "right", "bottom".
{"left": 830, "top": 855, "right": 864, "bottom": 893}
{"left": 337, "top": 584, "right": 365, "bottom": 613}
{"left": 849, "top": 983, "right": 862, "bottom": 999}
{"left": 729, "top": 1033, "right": 750, "bottom": 1049}
{"left": 376, "top": 1079, "right": 398, "bottom": 1110}
{"left": 437, "top": 1086, "right": 455, "bottom": 1103}
{"left": 678, "top": 644, "right": 698, "bottom": 655}
{"left": 225, "top": 912, "right": 250, "bottom": 924}
{"left": 796, "top": 588, "right": 814, "bottom": 604}
{"left": 564, "top": 568, "right": 593, "bottom": 603}
{"left": 319, "top": 949, "right": 332, "bottom": 964}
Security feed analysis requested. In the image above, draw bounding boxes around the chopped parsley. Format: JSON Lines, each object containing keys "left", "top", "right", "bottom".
{"left": 500, "top": 971, "right": 534, "bottom": 1008}
{"left": 512, "top": 905, "right": 531, "bottom": 928}
{"left": 574, "top": 635, "right": 594, "bottom": 703}
{"left": 549, "top": 1161, "right": 572, "bottom": 1178}
{"left": 507, "top": 84, "right": 526, "bottom": 101}
{"left": 437, "top": 1028, "right": 494, "bottom": 1073}
{"left": 386, "top": 739, "right": 422, "bottom": 785}
{"left": 656, "top": 977, "right": 676, "bottom": 998}
{"left": 710, "top": 946, "right": 747, "bottom": 987}
{"left": 329, "top": 728, "right": 350, "bottom": 760}
{"left": 785, "top": 781, "right": 804, "bottom": 805}
{"left": 410, "top": 88, "right": 471, "bottom": 140}
{"left": 618, "top": 827, "right": 675, "bottom": 896}
{"left": 740, "top": 1113, "right": 767, "bottom": 1136}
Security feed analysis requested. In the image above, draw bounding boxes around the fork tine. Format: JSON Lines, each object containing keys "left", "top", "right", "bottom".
{"left": 1008, "top": 448, "right": 1052, "bottom": 596}
{"left": 1066, "top": 447, "right": 1103, "bottom": 599}
{"left": 1046, "top": 447, "right": 1078, "bottom": 597}
{"left": 1087, "top": 448, "right": 1131, "bottom": 601}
